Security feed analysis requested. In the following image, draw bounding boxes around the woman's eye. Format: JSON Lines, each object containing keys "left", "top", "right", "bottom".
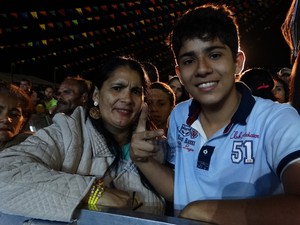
{"left": 112, "top": 86, "right": 122, "bottom": 91}
{"left": 132, "top": 88, "right": 142, "bottom": 95}
{"left": 10, "top": 111, "right": 21, "bottom": 118}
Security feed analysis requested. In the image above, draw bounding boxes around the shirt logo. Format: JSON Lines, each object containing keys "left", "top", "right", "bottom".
{"left": 230, "top": 131, "right": 260, "bottom": 139}
{"left": 179, "top": 124, "right": 199, "bottom": 139}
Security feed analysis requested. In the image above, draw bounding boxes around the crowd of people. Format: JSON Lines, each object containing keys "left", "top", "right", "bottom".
{"left": 0, "top": 2, "right": 300, "bottom": 225}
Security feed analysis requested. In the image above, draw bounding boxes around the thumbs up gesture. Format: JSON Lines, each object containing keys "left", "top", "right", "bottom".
{"left": 130, "top": 103, "right": 165, "bottom": 162}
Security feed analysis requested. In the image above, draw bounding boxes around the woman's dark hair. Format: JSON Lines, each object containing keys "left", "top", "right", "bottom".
{"left": 90, "top": 56, "right": 150, "bottom": 95}
{"left": 239, "top": 68, "right": 276, "bottom": 101}
{"left": 290, "top": 51, "right": 300, "bottom": 113}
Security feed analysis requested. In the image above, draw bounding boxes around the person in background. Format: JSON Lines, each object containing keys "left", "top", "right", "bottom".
{"left": 281, "top": 0, "right": 300, "bottom": 113}
{"left": 142, "top": 61, "right": 160, "bottom": 83}
{"left": 277, "top": 67, "right": 292, "bottom": 86}
{"left": 167, "top": 75, "right": 190, "bottom": 104}
{"left": 25, "top": 89, "right": 52, "bottom": 132}
{"left": 147, "top": 82, "right": 175, "bottom": 133}
{"left": 272, "top": 76, "right": 289, "bottom": 103}
{"left": 19, "top": 78, "right": 32, "bottom": 96}
{"left": 30, "top": 88, "right": 46, "bottom": 114}
{"left": 0, "top": 56, "right": 165, "bottom": 222}
{"left": 53, "top": 76, "right": 93, "bottom": 115}
{"left": 0, "top": 81, "right": 33, "bottom": 150}
{"left": 289, "top": 55, "right": 300, "bottom": 112}
{"left": 43, "top": 85, "right": 57, "bottom": 115}
{"left": 130, "top": 3, "right": 300, "bottom": 225}
{"left": 239, "top": 67, "right": 277, "bottom": 101}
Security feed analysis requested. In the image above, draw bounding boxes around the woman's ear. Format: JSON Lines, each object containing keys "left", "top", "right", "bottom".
{"left": 92, "top": 87, "right": 99, "bottom": 103}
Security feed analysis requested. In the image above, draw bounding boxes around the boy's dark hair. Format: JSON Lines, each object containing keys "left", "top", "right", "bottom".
{"left": 170, "top": 3, "right": 240, "bottom": 61}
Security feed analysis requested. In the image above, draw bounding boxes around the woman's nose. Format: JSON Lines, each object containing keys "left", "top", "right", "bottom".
{"left": 121, "top": 90, "right": 133, "bottom": 102}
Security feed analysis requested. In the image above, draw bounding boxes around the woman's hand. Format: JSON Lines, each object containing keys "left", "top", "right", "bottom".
{"left": 97, "top": 187, "right": 131, "bottom": 208}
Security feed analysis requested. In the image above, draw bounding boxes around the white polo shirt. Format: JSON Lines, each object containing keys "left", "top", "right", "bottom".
{"left": 167, "top": 82, "right": 300, "bottom": 210}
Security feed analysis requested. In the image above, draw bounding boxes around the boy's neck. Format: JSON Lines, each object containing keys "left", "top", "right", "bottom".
{"left": 199, "top": 90, "right": 241, "bottom": 138}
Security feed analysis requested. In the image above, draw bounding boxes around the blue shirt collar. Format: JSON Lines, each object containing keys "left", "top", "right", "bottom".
{"left": 186, "top": 82, "right": 255, "bottom": 130}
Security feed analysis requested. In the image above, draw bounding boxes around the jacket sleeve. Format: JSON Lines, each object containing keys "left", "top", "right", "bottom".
{"left": 0, "top": 110, "right": 94, "bottom": 222}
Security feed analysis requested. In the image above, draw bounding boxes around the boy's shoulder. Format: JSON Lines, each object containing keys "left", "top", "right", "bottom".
{"left": 172, "top": 99, "right": 193, "bottom": 113}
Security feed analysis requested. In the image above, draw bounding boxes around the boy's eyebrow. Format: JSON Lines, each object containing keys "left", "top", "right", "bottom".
{"left": 178, "top": 45, "right": 227, "bottom": 61}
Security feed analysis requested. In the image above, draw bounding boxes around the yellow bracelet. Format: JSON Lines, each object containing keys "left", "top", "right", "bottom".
{"left": 88, "top": 179, "right": 105, "bottom": 207}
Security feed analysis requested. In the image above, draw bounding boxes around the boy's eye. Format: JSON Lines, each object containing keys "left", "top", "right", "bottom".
{"left": 209, "top": 52, "right": 221, "bottom": 59}
{"left": 182, "top": 59, "right": 194, "bottom": 65}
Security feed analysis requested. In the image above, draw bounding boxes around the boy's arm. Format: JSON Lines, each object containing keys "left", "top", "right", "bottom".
{"left": 130, "top": 104, "right": 174, "bottom": 201}
{"left": 133, "top": 158, "right": 174, "bottom": 201}
{"left": 180, "top": 161, "right": 300, "bottom": 225}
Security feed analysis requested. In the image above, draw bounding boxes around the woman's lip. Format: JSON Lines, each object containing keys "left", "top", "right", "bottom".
{"left": 114, "top": 108, "right": 133, "bottom": 116}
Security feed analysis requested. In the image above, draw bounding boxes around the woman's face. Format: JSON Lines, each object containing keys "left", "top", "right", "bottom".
{"left": 30, "top": 91, "right": 40, "bottom": 105}
{"left": 169, "top": 79, "right": 183, "bottom": 102}
{"left": 272, "top": 80, "right": 286, "bottom": 103}
{"left": 94, "top": 65, "right": 144, "bottom": 133}
{"left": 148, "top": 89, "right": 174, "bottom": 130}
{"left": 0, "top": 94, "right": 25, "bottom": 143}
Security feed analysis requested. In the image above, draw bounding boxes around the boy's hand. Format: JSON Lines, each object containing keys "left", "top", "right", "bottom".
{"left": 130, "top": 103, "right": 164, "bottom": 162}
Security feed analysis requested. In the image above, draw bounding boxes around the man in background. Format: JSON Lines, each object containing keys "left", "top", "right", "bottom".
{"left": 53, "top": 76, "right": 93, "bottom": 115}
{"left": 19, "top": 78, "right": 32, "bottom": 96}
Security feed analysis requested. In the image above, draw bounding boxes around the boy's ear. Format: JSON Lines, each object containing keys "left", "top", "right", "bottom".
{"left": 235, "top": 51, "right": 246, "bottom": 74}
{"left": 175, "top": 65, "right": 184, "bottom": 84}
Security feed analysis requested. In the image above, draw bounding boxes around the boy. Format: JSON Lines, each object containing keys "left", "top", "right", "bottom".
{"left": 131, "top": 3, "right": 300, "bottom": 225}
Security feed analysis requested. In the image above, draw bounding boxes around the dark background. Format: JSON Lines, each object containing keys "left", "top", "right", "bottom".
{"left": 0, "top": 0, "right": 293, "bottom": 84}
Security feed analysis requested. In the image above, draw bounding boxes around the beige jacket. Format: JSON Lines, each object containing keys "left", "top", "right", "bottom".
{"left": 0, "top": 107, "right": 164, "bottom": 222}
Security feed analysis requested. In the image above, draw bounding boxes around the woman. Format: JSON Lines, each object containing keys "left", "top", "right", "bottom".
{"left": 0, "top": 56, "right": 165, "bottom": 222}
{"left": 147, "top": 82, "right": 175, "bottom": 133}
{"left": 30, "top": 88, "right": 46, "bottom": 114}
{"left": 0, "top": 81, "right": 32, "bottom": 150}
{"left": 167, "top": 76, "right": 190, "bottom": 104}
{"left": 272, "top": 76, "right": 289, "bottom": 103}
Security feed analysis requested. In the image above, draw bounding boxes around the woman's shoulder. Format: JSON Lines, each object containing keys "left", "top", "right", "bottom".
{"left": 0, "top": 131, "right": 33, "bottom": 150}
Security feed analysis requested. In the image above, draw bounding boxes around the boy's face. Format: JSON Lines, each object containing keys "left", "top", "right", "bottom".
{"left": 176, "top": 37, "right": 244, "bottom": 107}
